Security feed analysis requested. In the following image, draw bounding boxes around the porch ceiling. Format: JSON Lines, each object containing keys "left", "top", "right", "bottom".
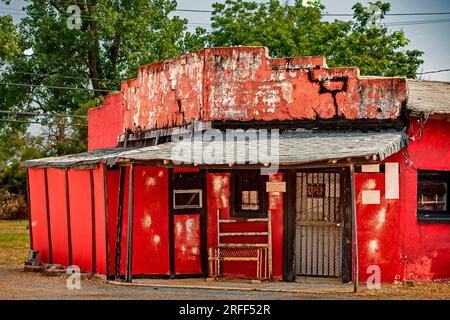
{"left": 21, "top": 129, "right": 408, "bottom": 169}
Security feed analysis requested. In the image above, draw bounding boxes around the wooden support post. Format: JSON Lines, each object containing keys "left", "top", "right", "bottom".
{"left": 102, "top": 164, "right": 110, "bottom": 280}
{"left": 25, "top": 169, "right": 34, "bottom": 250}
{"left": 65, "top": 170, "right": 72, "bottom": 266}
{"left": 125, "top": 164, "right": 135, "bottom": 283}
{"left": 350, "top": 164, "right": 359, "bottom": 293}
{"left": 89, "top": 169, "right": 96, "bottom": 274}
{"left": 43, "top": 168, "right": 53, "bottom": 264}
{"left": 114, "top": 167, "right": 126, "bottom": 279}
{"left": 268, "top": 210, "right": 273, "bottom": 279}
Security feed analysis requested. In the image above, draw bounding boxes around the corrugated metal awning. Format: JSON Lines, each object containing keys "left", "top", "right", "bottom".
{"left": 21, "top": 129, "right": 408, "bottom": 169}
{"left": 407, "top": 79, "right": 450, "bottom": 117}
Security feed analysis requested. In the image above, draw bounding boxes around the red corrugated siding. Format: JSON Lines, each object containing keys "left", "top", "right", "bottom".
{"left": 47, "top": 169, "right": 69, "bottom": 266}
{"left": 68, "top": 169, "right": 93, "bottom": 272}
{"left": 106, "top": 169, "right": 120, "bottom": 276}
{"left": 92, "top": 165, "right": 107, "bottom": 274}
{"left": 28, "top": 168, "right": 50, "bottom": 263}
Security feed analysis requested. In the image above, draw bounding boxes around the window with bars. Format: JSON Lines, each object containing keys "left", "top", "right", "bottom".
{"left": 232, "top": 170, "right": 267, "bottom": 218}
{"left": 417, "top": 170, "right": 450, "bottom": 223}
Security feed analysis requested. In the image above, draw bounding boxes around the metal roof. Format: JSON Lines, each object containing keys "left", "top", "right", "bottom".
{"left": 407, "top": 79, "right": 450, "bottom": 116}
{"left": 21, "top": 129, "right": 408, "bottom": 169}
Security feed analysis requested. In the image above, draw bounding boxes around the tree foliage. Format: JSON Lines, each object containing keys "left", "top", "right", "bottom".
{"left": 0, "top": 0, "right": 203, "bottom": 138}
{"left": 207, "top": 0, "right": 423, "bottom": 78}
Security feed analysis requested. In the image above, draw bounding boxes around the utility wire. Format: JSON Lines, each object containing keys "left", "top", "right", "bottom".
{"left": 3, "top": 10, "right": 449, "bottom": 28}
{"left": 0, "top": 82, "right": 117, "bottom": 93}
{"left": 417, "top": 68, "right": 450, "bottom": 75}
{"left": 0, "top": 69, "right": 122, "bottom": 83}
{"left": 0, "top": 110, "right": 87, "bottom": 119}
{"left": 0, "top": 119, "right": 88, "bottom": 127}
{"left": 3, "top": 5, "right": 450, "bottom": 16}
{"left": 2, "top": 6, "right": 450, "bottom": 19}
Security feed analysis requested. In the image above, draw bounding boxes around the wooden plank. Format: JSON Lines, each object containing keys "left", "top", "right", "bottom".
{"left": 218, "top": 243, "right": 269, "bottom": 248}
{"left": 219, "top": 232, "right": 268, "bottom": 237}
{"left": 218, "top": 218, "right": 269, "bottom": 223}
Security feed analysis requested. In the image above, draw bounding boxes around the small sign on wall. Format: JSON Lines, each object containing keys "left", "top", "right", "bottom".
{"left": 307, "top": 183, "right": 325, "bottom": 197}
{"left": 385, "top": 162, "right": 399, "bottom": 199}
{"left": 266, "top": 181, "right": 286, "bottom": 192}
{"left": 362, "top": 190, "right": 381, "bottom": 204}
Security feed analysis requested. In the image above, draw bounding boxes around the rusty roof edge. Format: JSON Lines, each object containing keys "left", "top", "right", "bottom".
{"left": 377, "top": 130, "right": 409, "bottom": 161}
{"left": 21, "top": 130, "right": 408, "bottom": 169}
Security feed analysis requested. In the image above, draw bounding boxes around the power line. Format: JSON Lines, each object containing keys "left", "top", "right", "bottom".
{"left": 0, "top": 69, "right": 121, "bottom": 83}
{"left": 323, "top": 12, "right": 450, "bottom": 17}
{"left": 3, "top": 5, "right": 450, "bottom": 18}
{"left": 384, "top": 18, "right": 450, "bottom": 26}
{"left": 0, "top": 81, "right": 117, "bottom": 93}
{"left": 0, "top": 110, "right": 87, "bottom": 119}
{"left": 417, "top": 68, "right": 450, "bottom": 75}
{"left": 0, "top": 119, "right": 88, "bottom": 127}
{"left": 3, "top": 10, "right": 450, "bottom": 28}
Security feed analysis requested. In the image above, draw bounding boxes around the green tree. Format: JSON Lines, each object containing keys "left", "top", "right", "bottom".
{"left": 0, "top": 0, "right": 204, "bottom": 148}
{"left": 0, "top": 0, "right": 205, "bottom": 218}
{"left": 208, "top": 0, "right": 423, "bottom": 78}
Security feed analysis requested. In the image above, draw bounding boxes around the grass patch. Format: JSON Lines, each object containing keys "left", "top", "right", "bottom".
{"left": 0, "top": 220, "right": 29, "bottom": 266}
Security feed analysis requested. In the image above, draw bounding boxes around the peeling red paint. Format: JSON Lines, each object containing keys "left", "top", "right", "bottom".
{"left": 89, "top": 47, "right": 407, "bottom": 137}
{"left": 354, "top": 118, "right": 450, "bottom": 283}
{"left": 355, "top": 173, "right": 402, "bottom": 283}
{"left": 174, "top": 214, "right": 202, "bottom": 275}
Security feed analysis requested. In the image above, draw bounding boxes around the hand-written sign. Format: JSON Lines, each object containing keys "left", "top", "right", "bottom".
{"left": 266, "top": 181, "right": 286, "bottom": 193}
{"left": 307, "top": 183, "right": 325, "bottom": 197}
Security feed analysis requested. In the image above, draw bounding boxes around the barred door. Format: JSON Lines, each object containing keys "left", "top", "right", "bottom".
{"left": 295, "top": 172, "right": 343, "bottom": 277}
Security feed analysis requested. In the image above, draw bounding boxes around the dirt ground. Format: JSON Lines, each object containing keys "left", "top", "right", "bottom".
{"left": 0, "top": 220, "right": 449, "bottom": 300}
{"left": 0, "top": 265, "right": 449, "bottom": 300}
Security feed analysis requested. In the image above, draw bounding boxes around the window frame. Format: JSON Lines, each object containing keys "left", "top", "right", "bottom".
{"left": 171, "top": 171, "right": 203, "bottom": 213}
{"left": 417, "top": 170, "right": 450, "bottom": 223}
{"left": 230, "top": 170, "right": 268, "bottom": 218}
{"left": 173, "top": 189, "right": 203, "bottom": 210}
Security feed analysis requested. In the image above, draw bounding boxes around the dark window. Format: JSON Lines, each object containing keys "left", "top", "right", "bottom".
{"left": 232, "top": 170, "right": 267, "bottom": 218}
{"left": 171, "top": 171, "right": 203, "bottom": 212}
{"left": 417, "top": 170, "right": 450, "bottom": 223}
{"left": 173, "top": 189, "right": 202, "bottom": 209}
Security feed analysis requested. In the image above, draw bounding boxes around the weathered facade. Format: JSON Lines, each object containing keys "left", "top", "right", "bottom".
{"left": 23, "top": 47, "right": 449, "bottom": 284}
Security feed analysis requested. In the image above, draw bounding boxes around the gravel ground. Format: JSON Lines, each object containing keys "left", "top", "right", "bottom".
{"left": 0, "top": 266, "right": 351, "bottom": 300}
{"left": 0, "top": 266, "right": 449, "bottom": 300}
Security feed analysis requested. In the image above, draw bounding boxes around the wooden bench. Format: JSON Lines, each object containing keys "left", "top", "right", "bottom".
{"left": 208, "top": 209, "right": 272, "bottom": 280}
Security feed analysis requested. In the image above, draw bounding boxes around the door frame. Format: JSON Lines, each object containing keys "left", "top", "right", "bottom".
{"left": 283, "top": 167, "right": 352, "bottom": 282}
{"left": 168, "top": 168, "right": 208, "bottom": 278}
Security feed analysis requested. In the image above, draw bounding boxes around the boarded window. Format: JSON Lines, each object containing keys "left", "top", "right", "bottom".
{"left": 417, "top": 170, "right": 450, "bottom": 223}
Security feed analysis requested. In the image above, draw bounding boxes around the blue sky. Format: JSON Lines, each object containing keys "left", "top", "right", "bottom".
{"left": 177, "top": 0, "right": 450, "bottom": 81}
{"left": 3, "top": 0, "right": 450, "bottom": 80}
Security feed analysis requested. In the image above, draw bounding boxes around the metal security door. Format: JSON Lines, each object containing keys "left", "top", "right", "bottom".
{"left": 295, "top": 171, "right": 343, "bottom": 277}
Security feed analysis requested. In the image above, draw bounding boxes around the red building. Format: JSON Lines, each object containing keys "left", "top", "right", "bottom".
{"left": 22, "top": 47, "right": 449, "bottom": 284}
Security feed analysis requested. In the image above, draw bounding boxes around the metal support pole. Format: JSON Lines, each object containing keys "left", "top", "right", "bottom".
{"left": 350, "top": 164, "right": 359, "bottom": 293}
{"left": 125, "top": 164, "right": 135, "bottom": 283}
